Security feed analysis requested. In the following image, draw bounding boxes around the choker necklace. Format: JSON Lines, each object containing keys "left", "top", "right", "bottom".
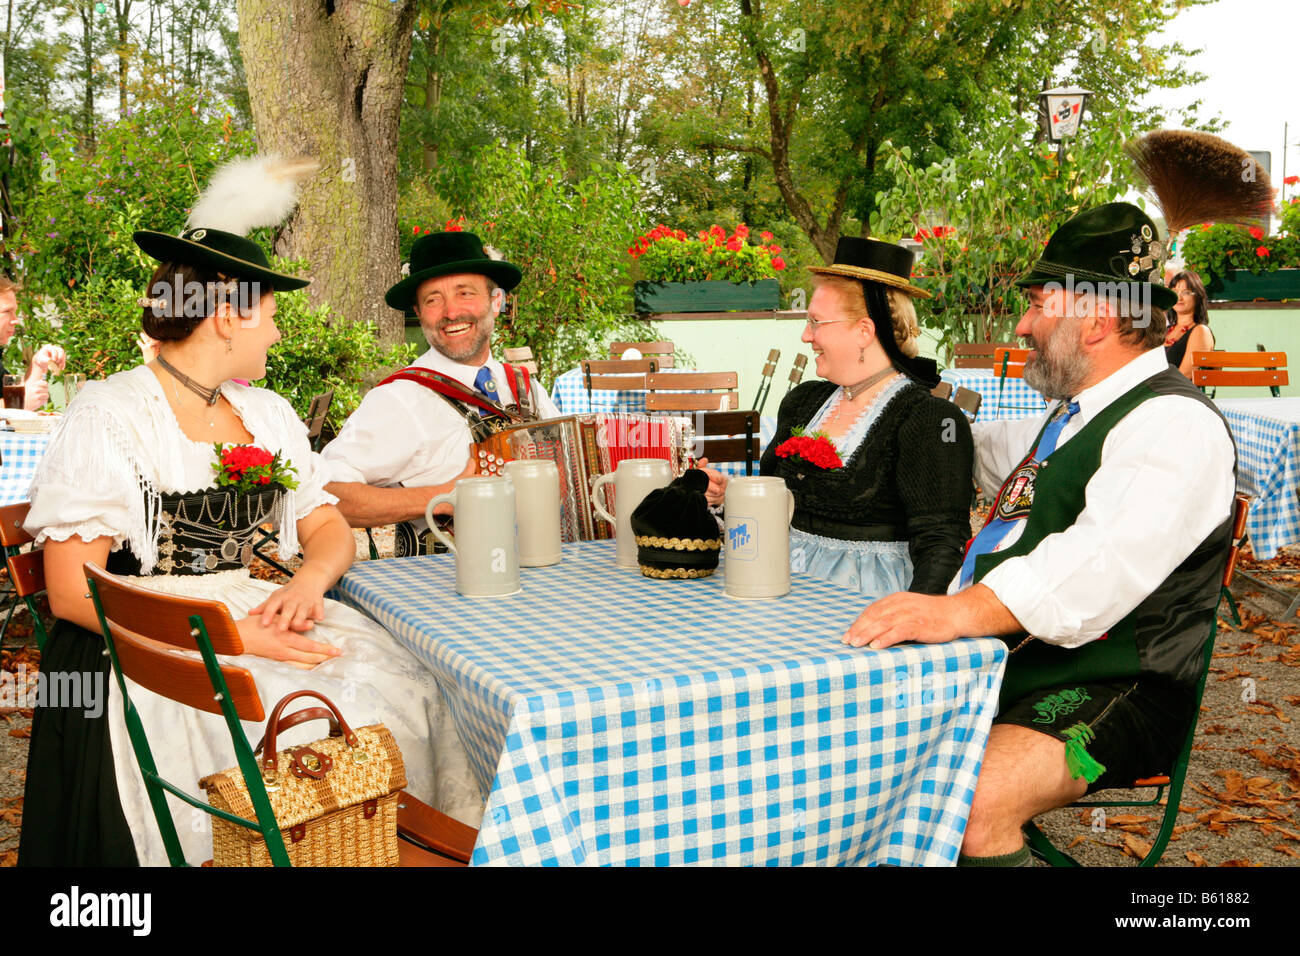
{"left": 157, "top": 353, "right": 221, "bottom": 406}
{"left": 842, "top": 366, "right": 897, "bottom": 401}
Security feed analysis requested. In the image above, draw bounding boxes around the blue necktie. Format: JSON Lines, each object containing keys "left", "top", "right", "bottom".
{"left": 473, "top": 366, "right": 499, "bottom": 402}
{"left": 958, "top": 400, "right": 1081, "bottom": 588}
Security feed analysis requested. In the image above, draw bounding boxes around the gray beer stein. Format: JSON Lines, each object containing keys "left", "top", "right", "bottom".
{"left": 426, "top": 476, "right": 521, "bottom": 597}
{"left": 504, "top": 459, "right": 562, "bottom": 567}
{"left": 723, "top": 476, "right": 795, "bottom": 599}
{"left": 590, "top": 458, "right": 673, "bottom": 568}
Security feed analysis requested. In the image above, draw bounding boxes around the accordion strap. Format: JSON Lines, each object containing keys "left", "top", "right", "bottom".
{"left": 377, "top": 366, "right": 525, "bottom": 424}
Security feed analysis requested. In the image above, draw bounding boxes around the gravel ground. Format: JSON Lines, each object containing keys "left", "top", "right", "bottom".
{"left": 2, "top": 528, "right": 1296, "bottom": 867}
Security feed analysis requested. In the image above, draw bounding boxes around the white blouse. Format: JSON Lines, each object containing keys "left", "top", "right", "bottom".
{"left": 25, "top": 365, "right": 337, "bottom": 569}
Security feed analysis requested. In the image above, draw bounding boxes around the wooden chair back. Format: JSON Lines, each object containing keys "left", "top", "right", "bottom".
{"left": 787, "top": 353, "right": 808, "bottom": 391}
{"left": 302, "top": 390, "right": 334, "bottom": 451}
{"left": 84, "top": 564, "right": 262, "bottom": 721}
{"left": 951, "top": 386, "right": 982, "bottom": 420}
{"left": 953, "top": 342, "right": 1022, "bottom": 369}
{"left": 582, "top": 358, "right": 659, "bottom": 392}
{"left": 751, "top": 348, "right": 780, "bottom": 414}
{"left": 930, "top": 381, "right": 954, "bottom": 401}
{"left": 610, "top": 341, "right": 674, "bottom": 368}
{"left": 645, "top": 371, "right": 739, "bottom": 412}
{"left": 1223, "top": 493, "right": 1251, "bottom": 590}
{"left": 8, "top": 549, "right": 45, "bottom": 600}
{"left": 0, "top": 501, "right": 34, "bottom": 549}
{"left": 1192, "top": 351, "right": 1288, "bottom": 391}
{"left": 693, "top": 410, "right": 761, "bottom": 474}
{"left": 992, "top": 347, "right": 1031, "bottom": 380}
{"left": 503, "top": 346, "right": 539, "bottom": 376}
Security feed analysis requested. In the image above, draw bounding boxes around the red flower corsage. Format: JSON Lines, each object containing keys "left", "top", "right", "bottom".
{"left": 774, "top": 428, "right": 844, "bottom": 470}
{"left": 212, "top": 444, "right": 300, "bottom": 495}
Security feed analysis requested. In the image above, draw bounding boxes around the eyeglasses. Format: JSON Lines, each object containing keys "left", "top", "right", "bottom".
{"left": 804, "top": 316, "right": 857, "bottom": 331}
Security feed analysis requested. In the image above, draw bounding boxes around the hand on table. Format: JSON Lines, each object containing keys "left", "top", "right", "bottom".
{"left": 842, "top": 591, "right": 966, "bottom": 649}
{"left": 236, "top": 614, "right": 340, "bottom": 669}
{"left": 694, "top": 458, "right": 728, "bottom": 507}
{"left": 30, "top": 344, "right": 66, "bottom": 376}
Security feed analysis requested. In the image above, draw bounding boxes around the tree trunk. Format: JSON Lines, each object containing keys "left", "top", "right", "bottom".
{"left": 237, "top": 0, "right": 416, "bottom": 345}
{"left": 115, "top": 0, "right": 132, "bottom": 116}
{"left": 421, "top": 26, "right": 442, "bottom": 172}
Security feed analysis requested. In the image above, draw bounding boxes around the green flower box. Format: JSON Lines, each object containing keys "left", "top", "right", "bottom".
{"left": 633, "top": 279, "right": 781, "bottom": 314}
{"left": 1205, "top": 268, "right": 1300, "bottom": 302}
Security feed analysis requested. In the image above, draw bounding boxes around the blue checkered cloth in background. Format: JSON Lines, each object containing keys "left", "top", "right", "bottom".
{"left": 940, "top": 368, "right": 1048, "bottom": 422}
{"left": 0, "top": 432, "right": 53, "bottom": 506}
{"left": 331, "top": 540, "right": 1006, "bottom": 866}
{"left": 1216, "top": 398, "right": 1300, "bottom": 560}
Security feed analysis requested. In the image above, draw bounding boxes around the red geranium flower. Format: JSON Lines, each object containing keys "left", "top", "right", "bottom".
{"left": 760, "top": 231, "right": 774, "bottom": 241}
{"left": 1286, "top": 175, "right": 1300, "bottom": 186}
{"left": 1256, "top": 246, "right": 1271, "bottom": 257}
{"left": 726, "top": 237, "right": 743, "bottom": 251}
{"left": 774, "top": 431, "right": 842, "bottom": 469}
{"left": 735, "top": 224, "right": 750, "bottom": 238}
{"left": 1249, "top": 226, "right": 1264, "bottom": 240}
{"left": 772, "top": 256, "right": 786, "bottom": 270}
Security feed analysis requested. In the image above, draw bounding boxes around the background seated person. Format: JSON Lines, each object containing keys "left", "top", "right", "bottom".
{"left": 701, "top": 238, "right": 974, "bottom": 597}
{"left": 0, "top": 276, "right": 67, "bottom": 410}
{"left": 323, "top": 231, "right": 559, "bottom": 556}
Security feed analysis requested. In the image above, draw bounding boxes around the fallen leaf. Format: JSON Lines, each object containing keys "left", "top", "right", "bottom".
{"left": 6, "top": 726, "right": 30, "bottom": 738}
{"left": 1066, "top": 835, "right": 1087, "bottom": 849}
{"left": 1186, "top": 851, "right": 1208, "bottom": 867}
{"left": 1123, "top": 833, "right": 1154, "bottom": 860}
{"left": 1273, "top": 845, "right": 1300, "bottom": 858}
{"left": 1220, "top": 859, "right": 1261, "bottom": 867}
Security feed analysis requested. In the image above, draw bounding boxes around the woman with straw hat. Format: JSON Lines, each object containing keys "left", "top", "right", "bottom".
{"left": 702, "top": 238, "right": 974, "bottom": 597}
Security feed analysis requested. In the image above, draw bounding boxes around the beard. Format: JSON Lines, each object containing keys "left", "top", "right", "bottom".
{"left": 1022, "top": 314, "right": 1091, "bottom": 401}
{"left": 425, "top": 304, "right": 495, "bottom": 364}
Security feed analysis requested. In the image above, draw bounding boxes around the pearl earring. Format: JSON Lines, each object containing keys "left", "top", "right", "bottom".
{"left": 859, "top": 346, "right": 865, "bottom": 363}
{"left": 225, "top": 338, "right": 233, "bottom": 354}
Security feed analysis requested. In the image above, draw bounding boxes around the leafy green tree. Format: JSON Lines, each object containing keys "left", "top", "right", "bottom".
{"left": 425, "top": 145, "right": 649, "bottom": 384}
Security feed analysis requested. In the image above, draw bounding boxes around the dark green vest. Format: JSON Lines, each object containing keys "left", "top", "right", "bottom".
{"left": 975, "top": 367, "right": 1235, "bottom": 705}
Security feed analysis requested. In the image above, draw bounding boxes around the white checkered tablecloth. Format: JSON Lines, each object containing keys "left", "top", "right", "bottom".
{"left": 0, "top": 431, "right": 53, "bottom": 506}
{"left": 1215, "top": 398, "right": 1300, "bottom": 560}
{"left": 332, "top": 541, "right": 1006, "bottom": 866}
{"left": 940, "top": 368, "right": 1047, "bottom": 422}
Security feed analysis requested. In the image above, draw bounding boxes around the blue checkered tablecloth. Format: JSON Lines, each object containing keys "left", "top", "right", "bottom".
{"left": 0, "top": 431, "right": 53, "bottom": 506}
{"left": 332, "top": 541, "right": 1006, "bottom": 866}
{"left": 1215, "top": 398, "right": 1300, "bottom": 560}
{"left": 940, "top": 368, "right": 1047, "bottom": 422}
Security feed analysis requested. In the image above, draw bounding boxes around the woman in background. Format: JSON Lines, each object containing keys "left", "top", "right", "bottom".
{"left": 1164, "top": 270, "right": 1214, "bottom": 378}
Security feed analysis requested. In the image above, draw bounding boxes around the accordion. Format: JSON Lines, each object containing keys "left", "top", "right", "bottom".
{"left": 471, "top": 413, "right": 693, "bottom": 542}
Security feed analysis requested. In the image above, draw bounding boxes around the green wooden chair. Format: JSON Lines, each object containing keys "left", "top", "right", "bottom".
{"left": 0, "top": 502, "right": 49, "bottom": 650}
{"left": 85, "top": 561, "right": 292, "bottom": 866}
{"left": 1022, "top": 493, "right": 1250, "bottom": 866}
{"left": 85, "top": 562, "right": 476, "bottom": 867}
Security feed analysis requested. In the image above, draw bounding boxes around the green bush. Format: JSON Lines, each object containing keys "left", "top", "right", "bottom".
{"left": 419, "top": 146, "right": 652, "bottom": 384}
{"left": 629, "top": 224, "right": 787, "bottom": 283}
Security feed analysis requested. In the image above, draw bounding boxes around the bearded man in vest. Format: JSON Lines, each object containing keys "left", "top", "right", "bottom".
{"left": 324, "top": 232, "right": 559, "bottom": 555}
{"left": 844, "top": 131, "right": 1271, "bottom": 866}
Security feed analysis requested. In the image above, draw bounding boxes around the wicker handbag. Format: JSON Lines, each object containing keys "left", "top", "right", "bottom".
{"left": 199, "top": 690, "right": 407, "bottom": 867}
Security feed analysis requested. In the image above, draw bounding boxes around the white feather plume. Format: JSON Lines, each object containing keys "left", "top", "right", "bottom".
{"left": 186, "top": 154, "right": 319, "bottom": 235}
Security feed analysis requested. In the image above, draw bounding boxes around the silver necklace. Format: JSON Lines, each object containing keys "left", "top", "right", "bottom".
{"left": 842, "top": 366, "right": 898, "bottom": 401}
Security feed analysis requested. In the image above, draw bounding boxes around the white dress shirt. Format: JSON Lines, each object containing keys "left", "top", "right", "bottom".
{"left": 950, "top": 347, "right": 1236, "bottom": 647}
{"left": 322, "top": 347, "right": 560, "bottom": 530}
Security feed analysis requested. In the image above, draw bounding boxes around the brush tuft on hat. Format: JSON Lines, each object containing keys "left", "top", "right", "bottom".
{"left": 1125, "top": 130, "right": 1274, "bottom": 235}
{"left": 185, "top": 154, "right": 320, "bottom": 236}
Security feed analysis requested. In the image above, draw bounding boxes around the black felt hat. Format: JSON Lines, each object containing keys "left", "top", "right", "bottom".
{"left": 1015, "top": 202, "right": 1177, "bottom": 310}
{"left": 806, "top": 237, "right": 932, "bottom": 299}
{"left": 809, "top": 237, "right": 940, "bottom": 389}
{"left": 386, "top": 231, "right": 523, "bottom": 314}
{"left": 133, "top": 227, "right": 310, "bottom": 291}
{"left": 630, "top": 469, "right": 723, "bottom": 580}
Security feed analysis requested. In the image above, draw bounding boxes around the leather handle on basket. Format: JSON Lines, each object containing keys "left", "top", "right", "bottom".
{"left": 252, "top": 707, "right": 341, "bottom": 756}
{"left": 259, "top": 690, "right": 359, "bottom": 772}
